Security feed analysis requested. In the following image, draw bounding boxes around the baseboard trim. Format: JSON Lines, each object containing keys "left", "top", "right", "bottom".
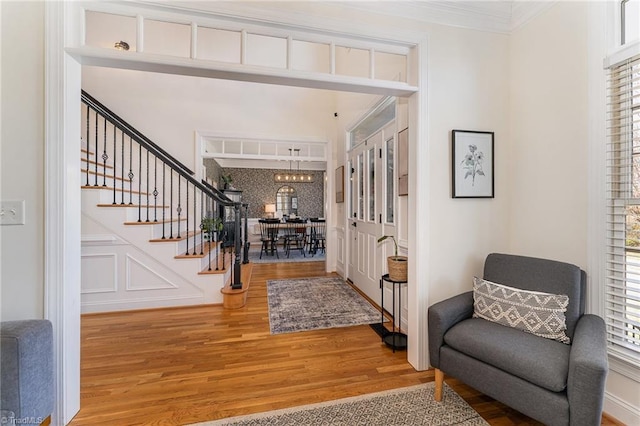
{"left": 604, "top": 391, "right": 640, "bottom": 426}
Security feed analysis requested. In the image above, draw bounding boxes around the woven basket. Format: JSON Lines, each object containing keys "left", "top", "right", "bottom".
{"left": 387, "top": 256, "right": 408, "bottom": 282}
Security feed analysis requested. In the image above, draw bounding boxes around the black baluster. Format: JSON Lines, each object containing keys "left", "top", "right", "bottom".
{"left": 94, "top": 111, "right": 98, "bottom": 186}
{"left": 128, "top": 136, "right": 134, "bottom": 205}
{"left": 200, "top": 190, "right": 204, "bottom": 255}
{"left": 120, "top": 132, "right": 125, "bottom": 204}
{"left": 185, "top": 181, "right": 189, "bottom": 255}
{"left": 215, "top": 224, "right": 220, "bottom": 271}
{"left": 138, "top": 144, "right": 142, "bottom": 222}
{"left": 112, "top": 126, "right": 116, "bottom": 204}
{"left": 169, "top": 171, "right": 174, "bottom": 239}
{"left": 207, "top": 218, "right": 212, "bottom": 271}
{"left": 145, "top": 150, "right": 150, "bottom": 222}
{"left": 161, "top": 164, "right": 166, "bottom": 239}
{"left": 176, "top": 178, "right": 182, "bottom": 239}
{"left": 85, "top": 105, "right": 90, "bottom": 186}
{"left": 193, "top": 184, "right": 197, "bottom": 255}
{"left": 102, "top": 119, "right": 107, "bottom": 187}
{"left": 153, "top": 156, "right": 158, "bottom": 222}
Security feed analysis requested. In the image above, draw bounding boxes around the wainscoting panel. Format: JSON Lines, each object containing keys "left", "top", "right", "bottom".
{"left": 125, "top": 254, "right": 179, "bottom": 291}
{"left": 81, "top": 253, "right": 117, "bottom": 294}
{"left": 335, "top": 228, "right": 347, "bottom": 277}
{"left": 81, "top": 234, "right": 208, "bottom": 313}
{"left": 367, "top": 233, "right": 377, "bottom": 281}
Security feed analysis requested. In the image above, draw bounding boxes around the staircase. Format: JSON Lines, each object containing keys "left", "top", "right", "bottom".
{"left": 80, "top": 90, "right": 248, "bottom": 313}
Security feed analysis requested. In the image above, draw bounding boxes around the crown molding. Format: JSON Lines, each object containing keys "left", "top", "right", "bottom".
{"left": 510, "top": 1, "right": 558, "bottom": 32}
{"left": 131, "top": 1, "right": 560, "bottom": 37}
{"left": 336, "top": 1, "right": 513, "bottom": 34}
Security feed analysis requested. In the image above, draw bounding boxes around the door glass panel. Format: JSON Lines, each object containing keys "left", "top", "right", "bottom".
{"left": 369, "top": 147, "right": 376, "bottom": 222}
{"left": 349, "top": 160, "right": 355, "bottom": 219}
{"left": 349, "top": 97, "right": 396, "bottom": 148}
{"left": 358, "top": 153, "right": 364, "bottom": 220}
{"left": 386, "top": 137, "right": 394, "bottom": 223}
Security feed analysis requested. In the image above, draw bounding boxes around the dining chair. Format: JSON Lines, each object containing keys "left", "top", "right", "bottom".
{"left": 308, "top": 219, "right": 326, "bottom": 256}
{"left": 284, "top": 218, "right": 307, "bottom": 258}
{"left": 258, "top": 219, "right": 280, "bottom": 259}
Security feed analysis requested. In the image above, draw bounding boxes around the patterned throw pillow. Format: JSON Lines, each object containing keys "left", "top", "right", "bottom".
{"left": 472, "top": 277, "right": 571, "bottom": 344}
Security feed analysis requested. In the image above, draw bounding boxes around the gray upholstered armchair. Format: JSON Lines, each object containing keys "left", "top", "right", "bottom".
{"left": 428, "top": 253, "right": 608, "bottom": 426}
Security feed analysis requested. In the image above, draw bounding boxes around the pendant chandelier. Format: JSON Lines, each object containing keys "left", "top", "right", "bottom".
{"left": 274, "top": 148, "right": 314, "bottom": 183}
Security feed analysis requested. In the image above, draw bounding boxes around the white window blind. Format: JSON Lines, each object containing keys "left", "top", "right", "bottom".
{"left": 606, "top": 53, "right": 640, "bottom": 362}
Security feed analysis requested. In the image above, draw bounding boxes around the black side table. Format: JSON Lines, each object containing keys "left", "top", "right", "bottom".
{"left": 380, "top": 274, "right": 408, "bottom": 352}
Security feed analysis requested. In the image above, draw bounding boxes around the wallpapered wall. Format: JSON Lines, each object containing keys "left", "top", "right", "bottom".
{"left": 204, "top": 161, "right": 325, "bottom": 219}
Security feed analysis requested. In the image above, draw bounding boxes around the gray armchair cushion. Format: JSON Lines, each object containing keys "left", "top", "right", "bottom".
{"left": 428, "top": 291, "right": 473, "bottom": 368}
{"left": 444, "top": 318, "right": 571, "bottom": 392}
{"left": 568, "top": 314, "right": 608, "bottom": 426}
{"left": 1, "top": 320, "right": 54, "bottom": 424}
{"left": 483, "top": 253, "right": 584, "bottom": 340}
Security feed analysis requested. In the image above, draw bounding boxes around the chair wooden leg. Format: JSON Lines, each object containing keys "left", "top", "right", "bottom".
{"left": 434, "top": 368, "right": 444, "bottom": 402}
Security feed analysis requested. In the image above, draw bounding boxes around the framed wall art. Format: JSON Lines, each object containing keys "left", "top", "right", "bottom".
{"left": 398, "top": 127, "right": 409, "bottom": 196}
{"left": 452, "top": 130, "right": 494, "bottom": 198}
{"left": 335, "top": 166, "right": 345, "bottom": 203}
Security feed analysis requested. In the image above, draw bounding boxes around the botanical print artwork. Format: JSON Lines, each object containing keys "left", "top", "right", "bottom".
{"left": 461, "top": 144, "right": 485, "bottom": 186}
{"left": 452, "top": 130, "right": 494, "bottom": 198}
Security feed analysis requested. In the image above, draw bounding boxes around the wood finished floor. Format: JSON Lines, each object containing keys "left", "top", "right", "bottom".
{"left": 70, "top": 262, "right": 621, "bottom": 426}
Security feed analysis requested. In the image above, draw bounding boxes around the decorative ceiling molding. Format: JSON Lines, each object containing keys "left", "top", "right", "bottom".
{"left": 134, "top": 1, "right": 559, "bottom": 41}
{"left": 337, "top": 1, "right": 559, "bottom": 35}
{"left": 510, "top": 1, "right": 559, "bottom": 32}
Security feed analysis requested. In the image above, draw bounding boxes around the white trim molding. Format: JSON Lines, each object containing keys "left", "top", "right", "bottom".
{"left": 45, "top": 1, "right": 82, "bottom": 423}
{"left": 604, "top": 389, "right": 640, "bottom": 426}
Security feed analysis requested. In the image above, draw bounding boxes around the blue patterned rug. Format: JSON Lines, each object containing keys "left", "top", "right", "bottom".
{"left": 193, "top": 382, "right": 488, "bottom": 425}
{"left": 267, "top": 277, "right": 382, "bottom": 335}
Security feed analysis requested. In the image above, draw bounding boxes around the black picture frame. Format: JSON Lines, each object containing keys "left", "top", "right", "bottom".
{"left": 398, "top": 127, "right": 408, "bottom": 196}
{"left": 452, "top": 130, "right": 494, "bottom": 198}
{"left": 335, "top": 166, "right": 344, "bottom": 203}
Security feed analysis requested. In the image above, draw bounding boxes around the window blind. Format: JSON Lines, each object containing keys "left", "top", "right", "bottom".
{"left": 606, "top": 53, "right": 640, "bottom": 362}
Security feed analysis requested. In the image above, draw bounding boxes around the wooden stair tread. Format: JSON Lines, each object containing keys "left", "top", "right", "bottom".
{"left": 97, "top": 203, "right": 169, "bottom": 209}
{"left": 199, "top": 252, "right": 233, "bottom": 275}
{"left": 124, "top": 218, "right": 186, "bottom": 225}
{"left": 81, "top": 148, "right": 95, "bottom": 156}
{"left": 82, "top": 185, "right": 150, "bottom": 195}
{"left": 149, "top": 229, "right": 202, "bottom": 242}
{"left": 174, "top": 240, "right": 221, "bottom": 259}
{"left": 81, "top": 158, "right": 114, "bottom": 169}
{"left": 82, "top": 168, "right": 128, "bottom": 182}
{"left": 220, "top": 263, "right": 252, "bottom": 309}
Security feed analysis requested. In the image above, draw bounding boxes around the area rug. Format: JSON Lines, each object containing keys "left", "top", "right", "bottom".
{"left": 191, "top": 382, "right": 489, "bottom": 425}
{"left": 267, "top": 277, "right": 382, "bottom": 334}
{"left": 248, "top": 247, "right": 325, "bottom": 264}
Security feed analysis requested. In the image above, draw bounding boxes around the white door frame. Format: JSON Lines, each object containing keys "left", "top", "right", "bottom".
{"left": 45, "top": 4, "right": 431, "bottom": 423}
{"left": 44, "top": 2, "right": 82, "bottom": 424}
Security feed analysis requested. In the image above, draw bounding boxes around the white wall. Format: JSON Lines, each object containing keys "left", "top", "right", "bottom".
{"left": 82, "top": 67, "right": 336, "bottom": 172}
{"left": 508, "top": 2, "right": 588, "bottom": 268}
{"left": 510, "top": 2, "right": 640, "bottom": 423}
{"left": 0, "top": 1, "right": 45, "bottom": 320}
{"left": 425, "top": 24, "right": 511, "bottom": 305}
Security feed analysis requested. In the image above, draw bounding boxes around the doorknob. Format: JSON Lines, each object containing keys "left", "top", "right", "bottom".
{"left": 351, "top": 222, "right": 357, "bottom": 227}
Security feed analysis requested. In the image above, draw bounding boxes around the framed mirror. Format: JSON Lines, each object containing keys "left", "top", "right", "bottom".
{"left": 276, "top": 185, "right": 297, "bottom": 216}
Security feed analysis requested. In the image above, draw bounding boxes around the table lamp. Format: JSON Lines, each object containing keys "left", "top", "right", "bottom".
{"left": 265, "top": 203, "right": 276, "bottom": 218}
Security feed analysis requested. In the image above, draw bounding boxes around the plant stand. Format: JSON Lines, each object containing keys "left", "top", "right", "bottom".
{"left": 379, "top": 273, "right": 408, "bottom": 352}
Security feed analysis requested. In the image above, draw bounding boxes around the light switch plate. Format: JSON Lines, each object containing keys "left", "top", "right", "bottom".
{"left": 1, "top": 200, "right": 26, "bottom": 225}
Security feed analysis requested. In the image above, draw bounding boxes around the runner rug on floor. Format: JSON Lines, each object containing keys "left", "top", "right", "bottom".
{"left": 192, "top": 382, "right": 489, "bottom": 426}
{"left": 267, "top": 277, "right": 383, "bottom": 335}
